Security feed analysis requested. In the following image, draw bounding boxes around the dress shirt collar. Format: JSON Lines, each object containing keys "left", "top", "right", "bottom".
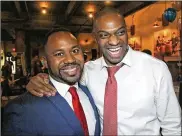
{"left": 49, "top": 75, "right": 79, "bottom": 97}
{"left": 100, "top": 45, "right": 133, "bottom": 69}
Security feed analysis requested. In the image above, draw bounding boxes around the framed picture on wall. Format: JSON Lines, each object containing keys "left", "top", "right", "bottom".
{"left": 154, "top": 29, "right": 180, "bottom": 57}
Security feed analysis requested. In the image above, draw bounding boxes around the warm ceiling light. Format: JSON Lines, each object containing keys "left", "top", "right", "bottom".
{"left": 42, "top": 7, "right": 47, "bottom": 14}
{"left": 88, "top": 12, "right": 93, "bottom": 18}
{"left": 40, "top": 2, "right": 49, "bottom": 8}
{"left": 105, "top": 1, "right": 112, "bottom": 5}
{"left": 85, "top": 3, "right": 96, "bottom": 13}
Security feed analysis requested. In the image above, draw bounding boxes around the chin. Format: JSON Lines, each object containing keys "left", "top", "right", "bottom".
{"left": 63, "top": 76, "right": 80, "bottom": 85}
{"left": 104, "top": 55, "right": 122, "bottom": 65}
{"left": 66, "top": 81, "right": 77, "bottom": 85}
{"left": 109, "top": 59, "right": 122, "bottom": 65}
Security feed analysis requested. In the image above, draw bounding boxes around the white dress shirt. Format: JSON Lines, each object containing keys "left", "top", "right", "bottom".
{"left": 49, "top": 76, "right": 96, "bottom": 135}
{"left": 80, "top": 47, "right": 181, "bottom": 135}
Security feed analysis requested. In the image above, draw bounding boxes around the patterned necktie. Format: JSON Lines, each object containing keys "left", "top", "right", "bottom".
{"left": 103, "top": 66, "right": 120, "bottom": 136}
{"left": 69, "top": 86, "right": 89, "bottom": 136}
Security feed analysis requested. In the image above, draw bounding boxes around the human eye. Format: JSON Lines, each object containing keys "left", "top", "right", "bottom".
{"left": 54, "top": 52, "right": 64, "bottom": 57}
{"left": 116, "top": 29, "right": 126, "bottom": 36}
{"left": 98, "top": 32, "right": 110, "bottom": 39}
{"left": 72, "top": 48, "right": 81, "bottom": 54}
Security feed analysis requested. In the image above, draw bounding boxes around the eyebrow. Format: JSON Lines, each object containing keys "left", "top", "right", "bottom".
{"left": 97, "top": 26, "right": 126, "bottom": 34}
{"left": 51, "top": 45, "right": 80, "bottom": 54}
{"left": 52, "top": 49, "right": 64, "bottom": 54}
{"left": 72, "top": 45, "right": 80, "bottom": 49}
{"left": 47, "top": 44, "right": 80, "bottom": 55}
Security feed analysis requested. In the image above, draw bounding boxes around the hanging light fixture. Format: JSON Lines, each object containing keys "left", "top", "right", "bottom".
{"left": 153, "top": 17, "right": 161, "bottom": 28}
{"left": 41, "top": 7, "right": 47, "bottom": 14}
{"left": 153, "top": 20, "right": 160, "bottom": 28}
{"left": 85, "top": 3, "right": 96, "bottom": 13}
{"left": 130, "top": 15, "right": 135, "bottom": 36}
{"left": 88, "top": 12, "right": 93, "bottom": 18}
{"left": 164, "top": 8, "right": 177, "bottom": 22}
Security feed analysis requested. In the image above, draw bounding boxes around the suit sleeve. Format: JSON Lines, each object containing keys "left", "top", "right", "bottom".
{"left": 156, "top": 63, "right": 181, "bottom": 135}
{"left": 2, "top": 100, "right": 37, "bottom": 136}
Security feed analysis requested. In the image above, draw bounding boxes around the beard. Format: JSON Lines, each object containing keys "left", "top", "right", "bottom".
{"left": 48, "top": 62, "right": 83, "bottom": 85}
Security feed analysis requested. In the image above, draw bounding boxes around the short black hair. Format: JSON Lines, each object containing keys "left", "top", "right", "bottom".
{"left": 43, "top": 28, "right": 70, "bottom": 46}
{"left": 142, "top": 49, "right": 152, "bottom": 55}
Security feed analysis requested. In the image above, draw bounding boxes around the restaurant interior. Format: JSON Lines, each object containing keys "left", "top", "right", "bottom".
{"left": 1, "top": 0, "right": 182, "bottom": 131}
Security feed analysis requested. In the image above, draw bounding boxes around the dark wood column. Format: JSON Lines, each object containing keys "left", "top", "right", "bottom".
{"left": 15, "top": 30, "right": 25, "bottom": 52}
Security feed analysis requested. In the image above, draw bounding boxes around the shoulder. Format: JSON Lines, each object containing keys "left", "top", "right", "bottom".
{"left": 2, "top": 92, "right": 45, "bottom": 134}
{"left": 4, "top": 92, "right": 47, "bottom": 114}
{"left": 131, "top": 51, "right": 169, "bottom": 83}
{"left": 84, "top": 57, "right": 103, "bottom": 70}
{"left": 7, "top": 92, "right": 43, "bottom": 104}
{"left": 132, "top": 50, "right": 167, "bottom": 70}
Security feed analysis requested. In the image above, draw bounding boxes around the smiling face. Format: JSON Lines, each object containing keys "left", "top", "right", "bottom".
{"left": 45, "top": 32, "right": 84, "bottom": 85}
{"left": 94, "top": 12, "right": 128, "bottom": 66}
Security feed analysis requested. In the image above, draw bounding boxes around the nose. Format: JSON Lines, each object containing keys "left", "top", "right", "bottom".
{"left": 108, "top": 34, "right": 119, "bottom": 46}
{"left": 64, "top": 53, "right": 76, "bottom": 64}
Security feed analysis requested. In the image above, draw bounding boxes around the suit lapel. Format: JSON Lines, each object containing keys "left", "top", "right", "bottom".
{"left": 46, "top": 81, "right": 84, "bottom": 136}
{"left": 78, "top": 83, "right": 101, "bottom": 136}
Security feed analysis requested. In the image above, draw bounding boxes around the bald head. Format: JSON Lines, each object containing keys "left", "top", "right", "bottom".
{"left": 93, "top": 7, "right": 126, "bottom": 32}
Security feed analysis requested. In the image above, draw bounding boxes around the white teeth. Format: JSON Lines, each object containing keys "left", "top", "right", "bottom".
{"left": 110, "top": 50, "right": 120, "bottom": 55}
{"left": 64, "top": 67, "right": 76, "bottom": 72}
{"left": 108, "top": 47, "right": 121, "bottom": 52}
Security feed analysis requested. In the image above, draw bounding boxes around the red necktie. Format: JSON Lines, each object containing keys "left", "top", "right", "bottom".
{"left": 103, "top": 66, "right": 120, "bottom": 136}
{"left": 69, "top": 86, "right": 89, "bottom": 136}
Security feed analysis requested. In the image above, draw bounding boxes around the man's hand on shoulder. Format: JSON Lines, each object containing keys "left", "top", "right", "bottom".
{"left": 26, "top": 73, "right": 56, "bottom": 97}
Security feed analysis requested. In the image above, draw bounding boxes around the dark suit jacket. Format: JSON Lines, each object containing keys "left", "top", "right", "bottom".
{"left": 2, "top": 83, "right": 100, "bottom": 136}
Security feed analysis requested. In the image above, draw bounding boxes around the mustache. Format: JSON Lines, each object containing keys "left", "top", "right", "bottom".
{"left": 60, "top": 62, "right": 80, "bottom": 69}
{"left": 106, "top": 43, "right": 125, "bottom": 47}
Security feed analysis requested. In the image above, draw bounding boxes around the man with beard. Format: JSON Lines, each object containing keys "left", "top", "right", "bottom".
{"left": 2, "top": 30, "right": 100, "bottom": 136}
{"left": 26, "top": 8, "right": 181, "bottom": 135}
